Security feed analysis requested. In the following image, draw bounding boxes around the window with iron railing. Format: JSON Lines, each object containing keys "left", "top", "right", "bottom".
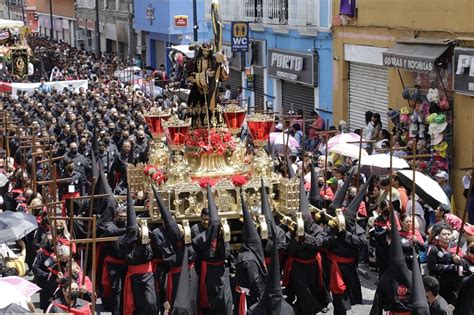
{"left": 205, "top": 0, "right": 321, "bottom": 27}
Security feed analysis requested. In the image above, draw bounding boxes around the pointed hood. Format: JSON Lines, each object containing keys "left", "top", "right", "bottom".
{"left": 126, "top": 185, "right": 137, "bottom": 229}
{"left": 91, "top": 149, "right": 99, "bottom": 184}
{"left": 207, "top": 184, "right": 219, "bottom": 224}
{"left": 329, "top": 171, "right": 353, "bottom": 213}
{"left": 299, "top": 175, "right": 312, "bottom": 225}
{"left": 171, "top": 246, "right": 191, "bottom": 315}
{"left": 270, "top": 141, "right": 276, "bottom": 173}
{"left": 260, "top": 177, "right": 275, "bottom": 226}
{"left": 152, "top": 184, "right": 179, "bottom": 237}
{"left": 241, "top": 189, "right": 266, "bottom": 271}
{"left": 287, "top": 156, "right": 296, "bottom": 179}
{"left": 389, "top": 210, "right": 405, "bottom": 264}
{"left": 91, "top": 127, "right": 99, "bottom": 155}
{"left": 411, "top": 247, "right": 430, "bottom": 314}
{"left": 345, "top": 175, "right": 373, "bottom": 229}
{"left": 249, "top": 223, "right": 294, "bottom": 314}
{"left": 94, "top": 167, "right": 118, "bottom": 228}
{"left": 308, "top": 162, "right": 323, "bottom": 209}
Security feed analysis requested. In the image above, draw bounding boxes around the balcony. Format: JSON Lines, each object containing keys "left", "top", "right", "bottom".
{"left": 205, "top": 0, "right": 320, "bottom": 27}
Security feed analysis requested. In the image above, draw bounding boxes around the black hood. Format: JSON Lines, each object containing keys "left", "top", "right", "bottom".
{"left": 344, "top": 175, "right": 373, "bottom": 229}
{"left": 260, "top": 177, "right": 275, "bottom": 226}
{"left": 329, "top": 171, "right": 353, "bottom": 213}
{"left": 308, "top": 162, "right": 323, "bottom": 209}
{"left": 411, "top": 247, "right": 429, "bottom": 314}
{"left": 171, "top": 246, "right": 192, "bottom": 315}
{"left": 298, "top": 175, "right": 312, "bottom": 226}
{"left": 241, "top": 189, "right": 266, "bottom": 272}
{"left": 152, "top": 184, "right": 180, "bottom": 241}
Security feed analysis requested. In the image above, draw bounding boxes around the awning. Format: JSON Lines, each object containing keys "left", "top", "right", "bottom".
{"left": 383, "top": 43, "right": 450, "bottom": 73}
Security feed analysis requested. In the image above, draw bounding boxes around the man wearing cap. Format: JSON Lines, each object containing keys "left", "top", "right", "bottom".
{"left": 434, "top": 171, "right": 452, "bottom": 200}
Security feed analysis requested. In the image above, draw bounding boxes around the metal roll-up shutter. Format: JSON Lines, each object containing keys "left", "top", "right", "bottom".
{"left": 228, "top": 69, "right": 242, "bottom": 99}
{"left": 282, "top": 81, "right": 315, "bottom": 130}
{"left": 254, "top": 67, "right": 264, "bottom": 111}
{"left": 349, "top": 62, "right": 389, "bottom": 131}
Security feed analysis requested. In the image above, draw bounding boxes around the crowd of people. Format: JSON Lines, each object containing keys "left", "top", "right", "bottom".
{"left": 0, "top": 36, "right": 474, "bottom": 315}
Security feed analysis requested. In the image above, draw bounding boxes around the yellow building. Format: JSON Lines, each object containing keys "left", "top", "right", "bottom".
{"left": 332, "top": 0, "right": 474, "bottom": 212}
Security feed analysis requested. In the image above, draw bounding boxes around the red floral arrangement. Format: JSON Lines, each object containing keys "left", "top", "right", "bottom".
{"left": 231, "top": 174, "right": 249, "bottom": 187}
{"left": 186, "top": 129, "right": 236, "bottom": 155}
{"left": 198, "top": 177, "right": 217, "bottom": 188}
{"left": 144, "top": 165, "right": 167, "bottom": 185}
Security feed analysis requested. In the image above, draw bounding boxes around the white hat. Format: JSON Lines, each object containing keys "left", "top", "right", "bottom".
{"left": 435, "top": 171, "right": 449, "bottom": 180}
{"left": 275, "top": 123, "right": 283, "bottom": 131}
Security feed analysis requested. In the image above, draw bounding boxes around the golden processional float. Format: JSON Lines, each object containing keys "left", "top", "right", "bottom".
{"left": 125, "top": 0, "right": 338, "bottom": 246}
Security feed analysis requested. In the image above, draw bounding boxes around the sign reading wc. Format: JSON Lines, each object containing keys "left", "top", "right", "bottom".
{"left": 231, "top": 22, "right": 249, "bottom": 52}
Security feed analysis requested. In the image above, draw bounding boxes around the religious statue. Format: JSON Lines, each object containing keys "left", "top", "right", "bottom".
{"left": 186, "top": 2, "right": 229, "bottom": 130}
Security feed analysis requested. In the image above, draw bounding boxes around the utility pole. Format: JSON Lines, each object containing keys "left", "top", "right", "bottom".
{"left": 192, "top": 0, "right": 198, "bottom": 42}
{"left": 20, "top": 0, "right": 26, "bottom": 25}
{"left": 49, "top": 0, "right": 53, "bottom": 39}
{"left": 7, "top": 0, "right": 11, "bottom": 19}
{"left": 95, "top": 0, "right": 100, "bottom": 55}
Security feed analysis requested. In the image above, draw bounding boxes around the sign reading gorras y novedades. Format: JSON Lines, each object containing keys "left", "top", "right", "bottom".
{"left": 267, "top": 49, "right": 317, "bottom": 87}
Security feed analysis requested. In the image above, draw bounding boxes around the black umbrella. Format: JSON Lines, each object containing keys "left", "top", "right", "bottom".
{"left": 0, "top": 211, "right": 38, "bottom": 244}
{"left": 396, "top": 170, "right": 451, "bottom": 211}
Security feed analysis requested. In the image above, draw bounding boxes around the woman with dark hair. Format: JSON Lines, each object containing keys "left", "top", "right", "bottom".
{"left": 374, "top": 129, "right": 390, "bottom": 151}
{"left": 369, "top": 113, "right": 382, "bottom": 151}
{"left": 363, "top": 111, "right": 373, "bottom": 153}
{"left": 398, "top": 213, "right": 427, "bottom": 270}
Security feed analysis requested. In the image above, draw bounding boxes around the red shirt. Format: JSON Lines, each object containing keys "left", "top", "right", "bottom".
{"left": 309, "top": 117, "right": 325, "bottom": 139}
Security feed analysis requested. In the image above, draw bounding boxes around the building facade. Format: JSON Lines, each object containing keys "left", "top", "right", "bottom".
{"left": 331, "top": 0, "right": 474, "bottom": 208}
{"left": 204, "top": 0, "right": 334, "bottom": 123}
{"left": 4, "top": 0, "right": 38, "bottom": 31}
{"left": 36, "top": 0, "right": 74, "bottom": 44}
{"left": 133, "top": 0, "right": 207, "bottom": 70}
{"left": 76, "top": 0, "right": 136, "bottom": 58}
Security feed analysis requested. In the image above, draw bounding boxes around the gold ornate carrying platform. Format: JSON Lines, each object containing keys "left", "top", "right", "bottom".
{"left": 127, "top": 108, "right": 300, "bottom": 225}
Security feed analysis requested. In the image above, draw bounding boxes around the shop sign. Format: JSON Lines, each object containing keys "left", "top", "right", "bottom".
{"left": 146, "top": 3, "right": 155, "bottom": 25}
{"left": 231, "top": 22, "right": 249, "bottom": 52}
{"left": 267, "top": 49, "right": 317, "bottom": 86}
{"left": 174, "top": 15, "right": 188, "bottom": 27}
{"left": 454, "top": 47, "right": 474, "bottom": 95}
{"left": 223, "top": 42, "right": 245, "bottom": 70}
{"left": 383, "top": 55, "right": 434, "bottom": 72}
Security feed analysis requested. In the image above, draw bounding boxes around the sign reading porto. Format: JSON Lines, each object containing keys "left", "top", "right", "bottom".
{"left": 454, "top": 47, "right": 474, "bottom": 95}
{"left": 267, "top": 49, "right": 317, "bottom": 86}
{"left": 231, "top": 22, "right": 249, "bottom": 52}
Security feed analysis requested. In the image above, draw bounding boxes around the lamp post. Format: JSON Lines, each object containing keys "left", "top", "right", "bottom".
{"left": 192, "top": 0, "right": 198, "bottom": 42}
{"left": 49, "top": 0, "right": 53, "bottom": 39}
{"left": 95, "top": 0, "right": 100, "bottom": 55}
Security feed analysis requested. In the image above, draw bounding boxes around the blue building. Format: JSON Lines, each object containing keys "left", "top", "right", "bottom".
{"left": 133, "top": 0, "right": 207, "bottom": 70}
{"left": 206, "top": 0, "right": 334, "bottom": 124}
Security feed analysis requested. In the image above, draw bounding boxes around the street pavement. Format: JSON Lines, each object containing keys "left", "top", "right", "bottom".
{"left": 28, "top": 264, "right": 378, "bottom": 314}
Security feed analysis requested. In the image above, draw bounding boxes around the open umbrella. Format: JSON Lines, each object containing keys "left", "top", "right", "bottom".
{"left": 358, "top": 154, "right": 410, "bottom": 175}
{"left": 270, "top": 132, "right": 300, "bottom": 154}
{"left": 327, "top": 132, "right": 361, "bottom": 149}
{"left": 0, "top": 276, "right": 40, "bottom": 309}
{"left": 0, "top": 211, "right": 38, "bottom": 244}
{"left": 396, "top": 170, "right": 450, "bottom": 210}
{"left": 328, "top": 143, "right": 368, "bottom": 160}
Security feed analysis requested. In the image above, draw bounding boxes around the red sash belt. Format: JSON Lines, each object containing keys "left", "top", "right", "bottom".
{"left": 388, "top": 312, "right": 411, "bottom": 315}
{"left": 61, "top": 191, "right": 80, "bottom": 216}
{"left": 199, "top": 260, "right": 225, "bottom": 308}
{"left": 123, "top": 261, "right": 154, "bottom": 315}
{"left": 264, "top": 257, "right": 271, "bottom": 267}
{"left": 39, "top": 247, "right": 53, "bottom": 258}
{"left": 235, "top": 285, "right": 249, "bottom": 315}
{"left": 101, "top": 256, "right": 127, "bottom": 298}
{"left": 166, "top": 262, "right": 194, "bottom": 305}
{"left": 152, "top": 257, "right": 164, "bottom": 271}
{"left": 51, "top": 301, "right": 92, "bottom": 315}
{"left": 282, "top": 253, "right": 323, "bottom": 289}
{"left": 324, "top": 251, "right": 355, "bottom": 294}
